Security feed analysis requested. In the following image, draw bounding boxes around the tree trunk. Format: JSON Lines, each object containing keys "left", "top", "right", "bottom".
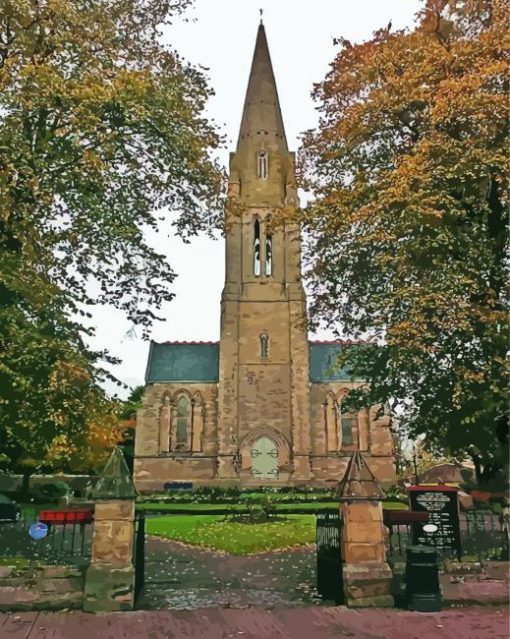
{"left": 21, "top": 470, "right": 32, "bottom": 497}
{"left": 470, "top": 453, "right": 482, "bottom": 485}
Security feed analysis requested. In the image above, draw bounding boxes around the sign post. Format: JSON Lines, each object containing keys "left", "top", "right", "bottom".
{"left": 408, "top": 486, "right": 461, "bottom": 559}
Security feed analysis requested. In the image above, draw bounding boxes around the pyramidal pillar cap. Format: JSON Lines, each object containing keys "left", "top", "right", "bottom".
{"left": 92, "top": 447, "right": 137, "bottom": 500}
{"left": 335, "top": 451, "right": 385, "bottom": 501}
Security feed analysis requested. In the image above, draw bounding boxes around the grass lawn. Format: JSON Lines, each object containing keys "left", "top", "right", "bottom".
{"left": 137, "top": 500, "right": 407, "bottom": 513}
{"left": 0, "top": 557, "right": 34, "bottom": 567}
{"left": 145, "top": 514, "right": 316, "bottom": 554}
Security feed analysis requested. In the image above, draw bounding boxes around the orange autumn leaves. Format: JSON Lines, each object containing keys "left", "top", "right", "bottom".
{"left": 0, "top": 0, "right": 222, "bottom": 477}
{"left": 301, "top": 0, "right": 508, "bottom": 470}
{"left": 46, "top": 400, "right": 129, "bottom": 473}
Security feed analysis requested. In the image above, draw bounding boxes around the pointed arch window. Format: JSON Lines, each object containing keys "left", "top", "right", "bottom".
{"left": 260, "top": 332, "right": 269, "bottom": 358}
{"left": 253, "top": 218, "right": 261, "bottom": 276}
{"left": 265, "top": 231, "right": 272, "bottom": 276}
{"left": 175, "top": 395, "right": 191, "bottom": 450}
{"left": 257, "top": 150, "right": 268, "bottom": 180}
{"left": 338, "top": 402, "right": 357, "bottom": 448}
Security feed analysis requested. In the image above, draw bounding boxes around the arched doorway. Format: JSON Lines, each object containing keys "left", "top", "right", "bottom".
{"left": 250, "top": 436, "right": 278, "bottom": 479}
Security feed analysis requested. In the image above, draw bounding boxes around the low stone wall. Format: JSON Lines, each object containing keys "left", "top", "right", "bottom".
{"left": 0, "top": 474, "right": 99, "bottom": 493}
{"left": 0, "top": 563, "right": 87, "bottom": 611}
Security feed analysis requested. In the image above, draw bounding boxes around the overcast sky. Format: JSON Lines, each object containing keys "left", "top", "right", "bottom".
{"left": 89, "top": 0, "right": 423, "bottom": 398}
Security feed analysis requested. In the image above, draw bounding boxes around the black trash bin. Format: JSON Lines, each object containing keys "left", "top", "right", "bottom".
{"left": 405, "top": 545, "right": 442, "bottom": 612}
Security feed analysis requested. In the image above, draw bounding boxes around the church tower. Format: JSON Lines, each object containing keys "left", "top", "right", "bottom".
{"left": 134, "top": 19, "right": 396, "bottom": 492}
{"left": 216, "top": 22, "right": 312, "bottom": 481}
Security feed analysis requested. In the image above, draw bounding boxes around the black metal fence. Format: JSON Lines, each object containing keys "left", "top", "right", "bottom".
{"left": 386, "top": 510, "right": 507, "bottom": 561}
{"left": 316, "top": 511, "right": 343, "bottom": 604}
{"left": 133, "top": 511, "right": 145, "bottom": 603}
{"left": 0, "top": 507, "right": 93, "bottom": 564}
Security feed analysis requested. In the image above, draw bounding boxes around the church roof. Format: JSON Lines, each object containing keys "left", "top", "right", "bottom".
{"left": 145, "top": 340, "right": 362, "bottom": 384}
{"left": 309, "top": 341, "right": 362, "bottom": 382}
{"left": 145, "top": 341, "right": 220, "bottom": 383}
{"left": 237, "top": 22, "right": 287, "bottom": 152}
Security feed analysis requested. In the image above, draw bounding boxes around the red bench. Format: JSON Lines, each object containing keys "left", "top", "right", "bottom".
{"left": 38, "top": 508, "right": 94, "bottom": 526}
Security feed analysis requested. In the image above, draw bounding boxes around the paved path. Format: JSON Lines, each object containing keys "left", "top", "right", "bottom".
{"left": 140, "top": 536, "right": 321, "bottom": 609}
{"left": 1, "top": 606, "right": 508, "bottom": 638}
{"left": 141, "top": 537, "right": 510, "bottom": 611}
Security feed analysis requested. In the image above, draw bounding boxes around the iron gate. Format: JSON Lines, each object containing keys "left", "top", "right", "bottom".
{"left": 316, "top": 511, "right": 343, "bottom": 604}
{"left": 133, "top": 511, "right": 145, "bottom": 604}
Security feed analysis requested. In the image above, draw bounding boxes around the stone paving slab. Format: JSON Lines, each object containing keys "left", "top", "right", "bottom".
{"left": 0, "top": 606, "right": 508, "bottom": 639}
{"left": 442, "top": 579, "right": 509, "bottom": 606}
{"left": 1, "top": 611, "right": 39, "bottom": 638}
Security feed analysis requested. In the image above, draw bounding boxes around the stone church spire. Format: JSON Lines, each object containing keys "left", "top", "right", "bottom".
{"left": 237, "top": 22, "right": 288, "bottom": 153}
{"left": 230, "top": 23, "right": 291, "bottom": 208}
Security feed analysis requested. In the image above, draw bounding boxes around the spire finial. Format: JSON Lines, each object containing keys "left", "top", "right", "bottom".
{"left": 259, "top": 8, "right": 263, "bottom": 24}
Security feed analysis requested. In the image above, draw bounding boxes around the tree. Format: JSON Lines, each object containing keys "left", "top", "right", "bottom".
{"left": 116, "top": 385, "right": 145, "bottom": 474}
{"left": 0, "top": 0, "right": 224, "bottom": 485}
{"left": 54, "top": 398, "right": 124, "bottom": 475}
{"left": 301, "top": 0, "right": 509, "bottom": 485}
{"left": 119, "top": 385, "right": 145, "bottom": 425}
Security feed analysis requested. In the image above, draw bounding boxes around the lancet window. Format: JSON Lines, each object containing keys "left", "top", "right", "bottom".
{"left": 338, "top": 403, "right": 357, "bottom": 448}
{"left": 324, "top": 394, "right": 359, "bottom": 451}
{"left": 257, "top": 150, "right": 268, "bottom": 180}
{"left": 265, "top": 231, "right": 272, "bottom": 275}
{"left": 175, "top": 395, "right": 190, "bottom": 449}
{"left": 260, "top": 332, "right": 269, "bottom": 358}
{"left": 254, "top": 218, "right": 261, "bottom": 276}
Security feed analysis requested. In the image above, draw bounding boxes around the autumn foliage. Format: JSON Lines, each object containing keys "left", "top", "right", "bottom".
{"left": 0, "top": 1, "right": 223, "bottom": 478}
{"left": 301, "top": 0, "right": 509, "bottom": 482}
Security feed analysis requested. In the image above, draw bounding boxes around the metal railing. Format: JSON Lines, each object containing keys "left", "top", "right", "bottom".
{"left": 316, "top": 511, "right": 343, "bottom": 604}
{"left": 385, "top": 510, "right": 507, "bottom": 561}
{"left": 133, "top": 512, "right": 145, "bottom": 603}
{"left": 0, "top": 507, "right": 93, "bottom": 564}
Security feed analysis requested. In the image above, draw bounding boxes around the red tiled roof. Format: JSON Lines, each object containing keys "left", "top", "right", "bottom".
{"left": 309, "top": 339, "right": 369, "bottom": 345}
{"left": 156, "top": 340, "right": 220, "bottom": 345}
{"left": 154, "top": 339, "right": 369, "bottom": 345}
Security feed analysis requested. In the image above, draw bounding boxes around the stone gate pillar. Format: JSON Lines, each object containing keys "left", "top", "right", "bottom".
{"left": 83, "top": 447, "right": 138, "bottom": 612}
{"left": 336, "top": 451, "right": 394, "bottom": 608}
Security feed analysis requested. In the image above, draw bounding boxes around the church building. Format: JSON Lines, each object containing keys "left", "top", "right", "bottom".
{"left": 133, "top": 23, "right": 395, "bottom": 490}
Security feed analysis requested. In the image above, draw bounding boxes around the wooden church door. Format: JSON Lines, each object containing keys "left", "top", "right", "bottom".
{"left": 251, "top": 436, "right": 278, "bottom": 479}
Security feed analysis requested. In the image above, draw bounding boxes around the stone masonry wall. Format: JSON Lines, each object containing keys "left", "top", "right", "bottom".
{"left": 135, "top": 382, "right": 218, "bottom": 457}
{"left": 134, "top": 456, "right": 218, "bottom": 491}
{"left": 310, "top": 382, "right": 396, "bottom": 487}
{"left": 135, "top": 382, "right": 218, "bottom": 490}
{"left": 0, "top": 563, "right": 86, "bottom": 611}
{"left": 134, "top": 379, "right": 396, "bottom": 489}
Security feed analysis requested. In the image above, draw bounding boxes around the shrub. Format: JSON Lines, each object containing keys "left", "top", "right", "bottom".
{"left": 137, "top": 485, "right": 337, "bottom": 504}
{"left": 383, "top": 484, "right": 406, "bottom": 502}
{"left": 30, "top": 481, "right": 70, "bottom": 503}
{"left": 193, "top": 486, "right": 222, "bottom": 502}
{"left": 259, "top": 496, "right": 277, "bottom": 519}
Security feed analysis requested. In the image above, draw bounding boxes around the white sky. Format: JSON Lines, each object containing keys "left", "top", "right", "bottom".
{"left": 89, "top": 0, "right": 422, "bottom": 398}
